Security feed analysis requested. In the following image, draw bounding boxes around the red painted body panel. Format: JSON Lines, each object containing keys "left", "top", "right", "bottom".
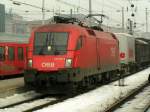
{"left": 0, "top": 43, "right": 28, "bottom": 76}
{"left": 96, "top": 32, "right": 119, "bottom": 68}
{"left": 28, "top": 24, "right": 119, "bottom": 73}
{"left": 73, "top": 30, "right": 119, "bottom": 70}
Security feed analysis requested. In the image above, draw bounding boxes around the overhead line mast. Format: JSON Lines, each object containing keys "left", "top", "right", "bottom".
{"left": 146, "top": 8, "right": 148, "bottom": 32}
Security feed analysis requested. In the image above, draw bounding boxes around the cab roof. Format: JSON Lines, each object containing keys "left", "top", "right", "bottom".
{"left": 34, "top": 23, "right": 82, "bottom": 32}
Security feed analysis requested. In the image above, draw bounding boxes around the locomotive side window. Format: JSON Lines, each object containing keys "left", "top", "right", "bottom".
{"left": 8, "top": 47, "right": 14, "bottom": 61}
{"left": 18, "top": 47, "right": 24, "bottom": 60}
{"left": 76, "top": 36, "right": 83, "bottom": 50}
{"left": 34, "top": 32, "right": 68, "bottom": 55}
{"left": 0, "top": 47, "right": 5, "bottom": 61}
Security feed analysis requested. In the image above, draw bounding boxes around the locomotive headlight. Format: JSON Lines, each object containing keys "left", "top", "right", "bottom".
{"left": 28, "top": 59, "right": 32, "bottom": 67}
{"left": 65, "top": 58, "right": 72, "bottom": 68}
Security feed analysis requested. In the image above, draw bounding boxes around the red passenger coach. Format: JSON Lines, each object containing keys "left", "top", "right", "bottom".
{"left": 0, "top": 36, "right": 28, "bottom": 77}
{"left": 24, "top": 21, "right": 120, "bottom": 90}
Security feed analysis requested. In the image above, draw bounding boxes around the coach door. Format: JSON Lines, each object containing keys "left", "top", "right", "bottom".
{"left": 0, "top": 46, "right": 5, "bottom": 62}
{"left": 7, "top": 46, "right": 15, "bottom": 62}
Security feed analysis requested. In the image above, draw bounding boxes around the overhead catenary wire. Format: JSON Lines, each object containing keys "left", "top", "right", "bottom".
{"left": 109, "top": 0, "right": 124, "bottom": 7}
{"left": 8, "top": 0, "right": 135, "bottom": 29}
{"left": 94, "top": 0, "right": 120, "bottom": 10}
{"left": 104, "top": 0, "right": 123, "bottom": 8}
{"left": 92, "top": 0, "right": 123, "bottom": 26}
{"left": 127, "top": 0, "right": 133, "bottom": 5}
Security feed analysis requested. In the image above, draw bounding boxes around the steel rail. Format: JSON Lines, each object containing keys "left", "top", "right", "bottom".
{"left": 104, "top": 82, "right": 150, "bottom": 112}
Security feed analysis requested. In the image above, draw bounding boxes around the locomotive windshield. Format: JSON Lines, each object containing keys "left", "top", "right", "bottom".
{"left": 34, "top": 32, "right": 68, "bottom": 55}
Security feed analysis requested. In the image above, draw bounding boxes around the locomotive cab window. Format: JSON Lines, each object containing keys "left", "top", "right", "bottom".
{"left": 34, "top": 32, "right": 68, "bottom": 55}
{"left": 18, "top": 47, "right": 24, "bottom": 60}
{"left": 0, "top": 47, "right": 5, "bottom": 61}
{"left": 76, "top": 36, "right": 83, "bottom": 50}
{"left": 8, "top": 47, "right": 15, "bottom": 61}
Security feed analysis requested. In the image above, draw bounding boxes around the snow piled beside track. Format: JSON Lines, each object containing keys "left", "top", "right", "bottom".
{"left": 36, "top": 68, "right": 150, "bottom": 112}
{"left": 0, "top": 91, "right": 41, "bottom": 108}
{"left": 0, "top": 97, "right": 56, "bottom": 112}
{"left": 114, "top": 85, "right": 150, "bottom": 112}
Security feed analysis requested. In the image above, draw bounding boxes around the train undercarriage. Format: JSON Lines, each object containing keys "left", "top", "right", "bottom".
{"left": 24, "top": 62, "right": 150, "bottom": 94}
{"left": 24, "top": 68, "right": 121, "bottom": 94}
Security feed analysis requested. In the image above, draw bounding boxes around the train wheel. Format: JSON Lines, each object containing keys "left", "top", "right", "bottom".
{"left": 97, "top": 74, "right": 102, "bottom": 83}
{"left": 81, "top": 77, "right": 88, "bottom": 88}
{"left": 105, "top": 72, "right": 111, "bottom": 82}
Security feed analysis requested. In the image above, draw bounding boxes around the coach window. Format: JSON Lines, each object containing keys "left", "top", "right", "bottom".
{"left": 0, "top": 47, "right": 5, "bottom": 61}
{"left": 8, "top": 47, "right": 15, "bottom": 61}
{"left": 18, "top": 47, "right": 24, "bottom": 60}
{"left": 76, "top": 36, "right": 83, "bottom": 50}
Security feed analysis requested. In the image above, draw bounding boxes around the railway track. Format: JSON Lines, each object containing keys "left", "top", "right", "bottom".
{"left": 145, "top": 106, "right": 150, "bottom": 112}
{"left": 0, "top": 90, "right": 67, "bottom": 112}
{"left": 147, "top": 108, "right": 150, "bottom": 112}
{"left": 0, "top": 96, "right": 63, "bottom": 112}
{"left": 0, "top": 91, "right": 43, "bottom": 109}
{"left": 104, "top": 82, "right": 150, "bottom": 112}
{"left": 0, "top": 68, "right": 149, "bottom": 112}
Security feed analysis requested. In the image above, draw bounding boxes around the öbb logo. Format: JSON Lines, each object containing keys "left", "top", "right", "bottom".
{"left": 41, "top": 62, "right": 55, "bottom": 68}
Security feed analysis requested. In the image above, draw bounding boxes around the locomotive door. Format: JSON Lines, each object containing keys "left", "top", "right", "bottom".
{"left": 96, "top": 38, "right": 100, "bottom": 70}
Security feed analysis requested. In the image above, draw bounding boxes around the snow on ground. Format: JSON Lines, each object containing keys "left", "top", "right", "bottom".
{"left": 0, "top": 97, "right": 56, "bottom": 112}
{"left": 36, "top": 68, "right": 150, "bottom": 112}
{"left": 0, "top": 91, "right": 41, "bottom": 108}
{"left": 114, "top": 85, "right": 150, "bottom": 112}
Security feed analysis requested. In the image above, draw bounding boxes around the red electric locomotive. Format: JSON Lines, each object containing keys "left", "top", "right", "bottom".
{"left": 0, "top": 35, "right": 28, "bottom": 77}
{"left": 24, "top": 16, "right": 120, "bottom": 90}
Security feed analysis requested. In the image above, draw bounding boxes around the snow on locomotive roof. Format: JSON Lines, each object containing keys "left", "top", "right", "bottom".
{"left": 0, "top": 36, "right": 29, "bottom": 43}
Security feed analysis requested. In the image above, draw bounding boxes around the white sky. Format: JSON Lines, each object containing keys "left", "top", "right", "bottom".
{"left": 0, "top": 0, "right": 150, "bottom": 31}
